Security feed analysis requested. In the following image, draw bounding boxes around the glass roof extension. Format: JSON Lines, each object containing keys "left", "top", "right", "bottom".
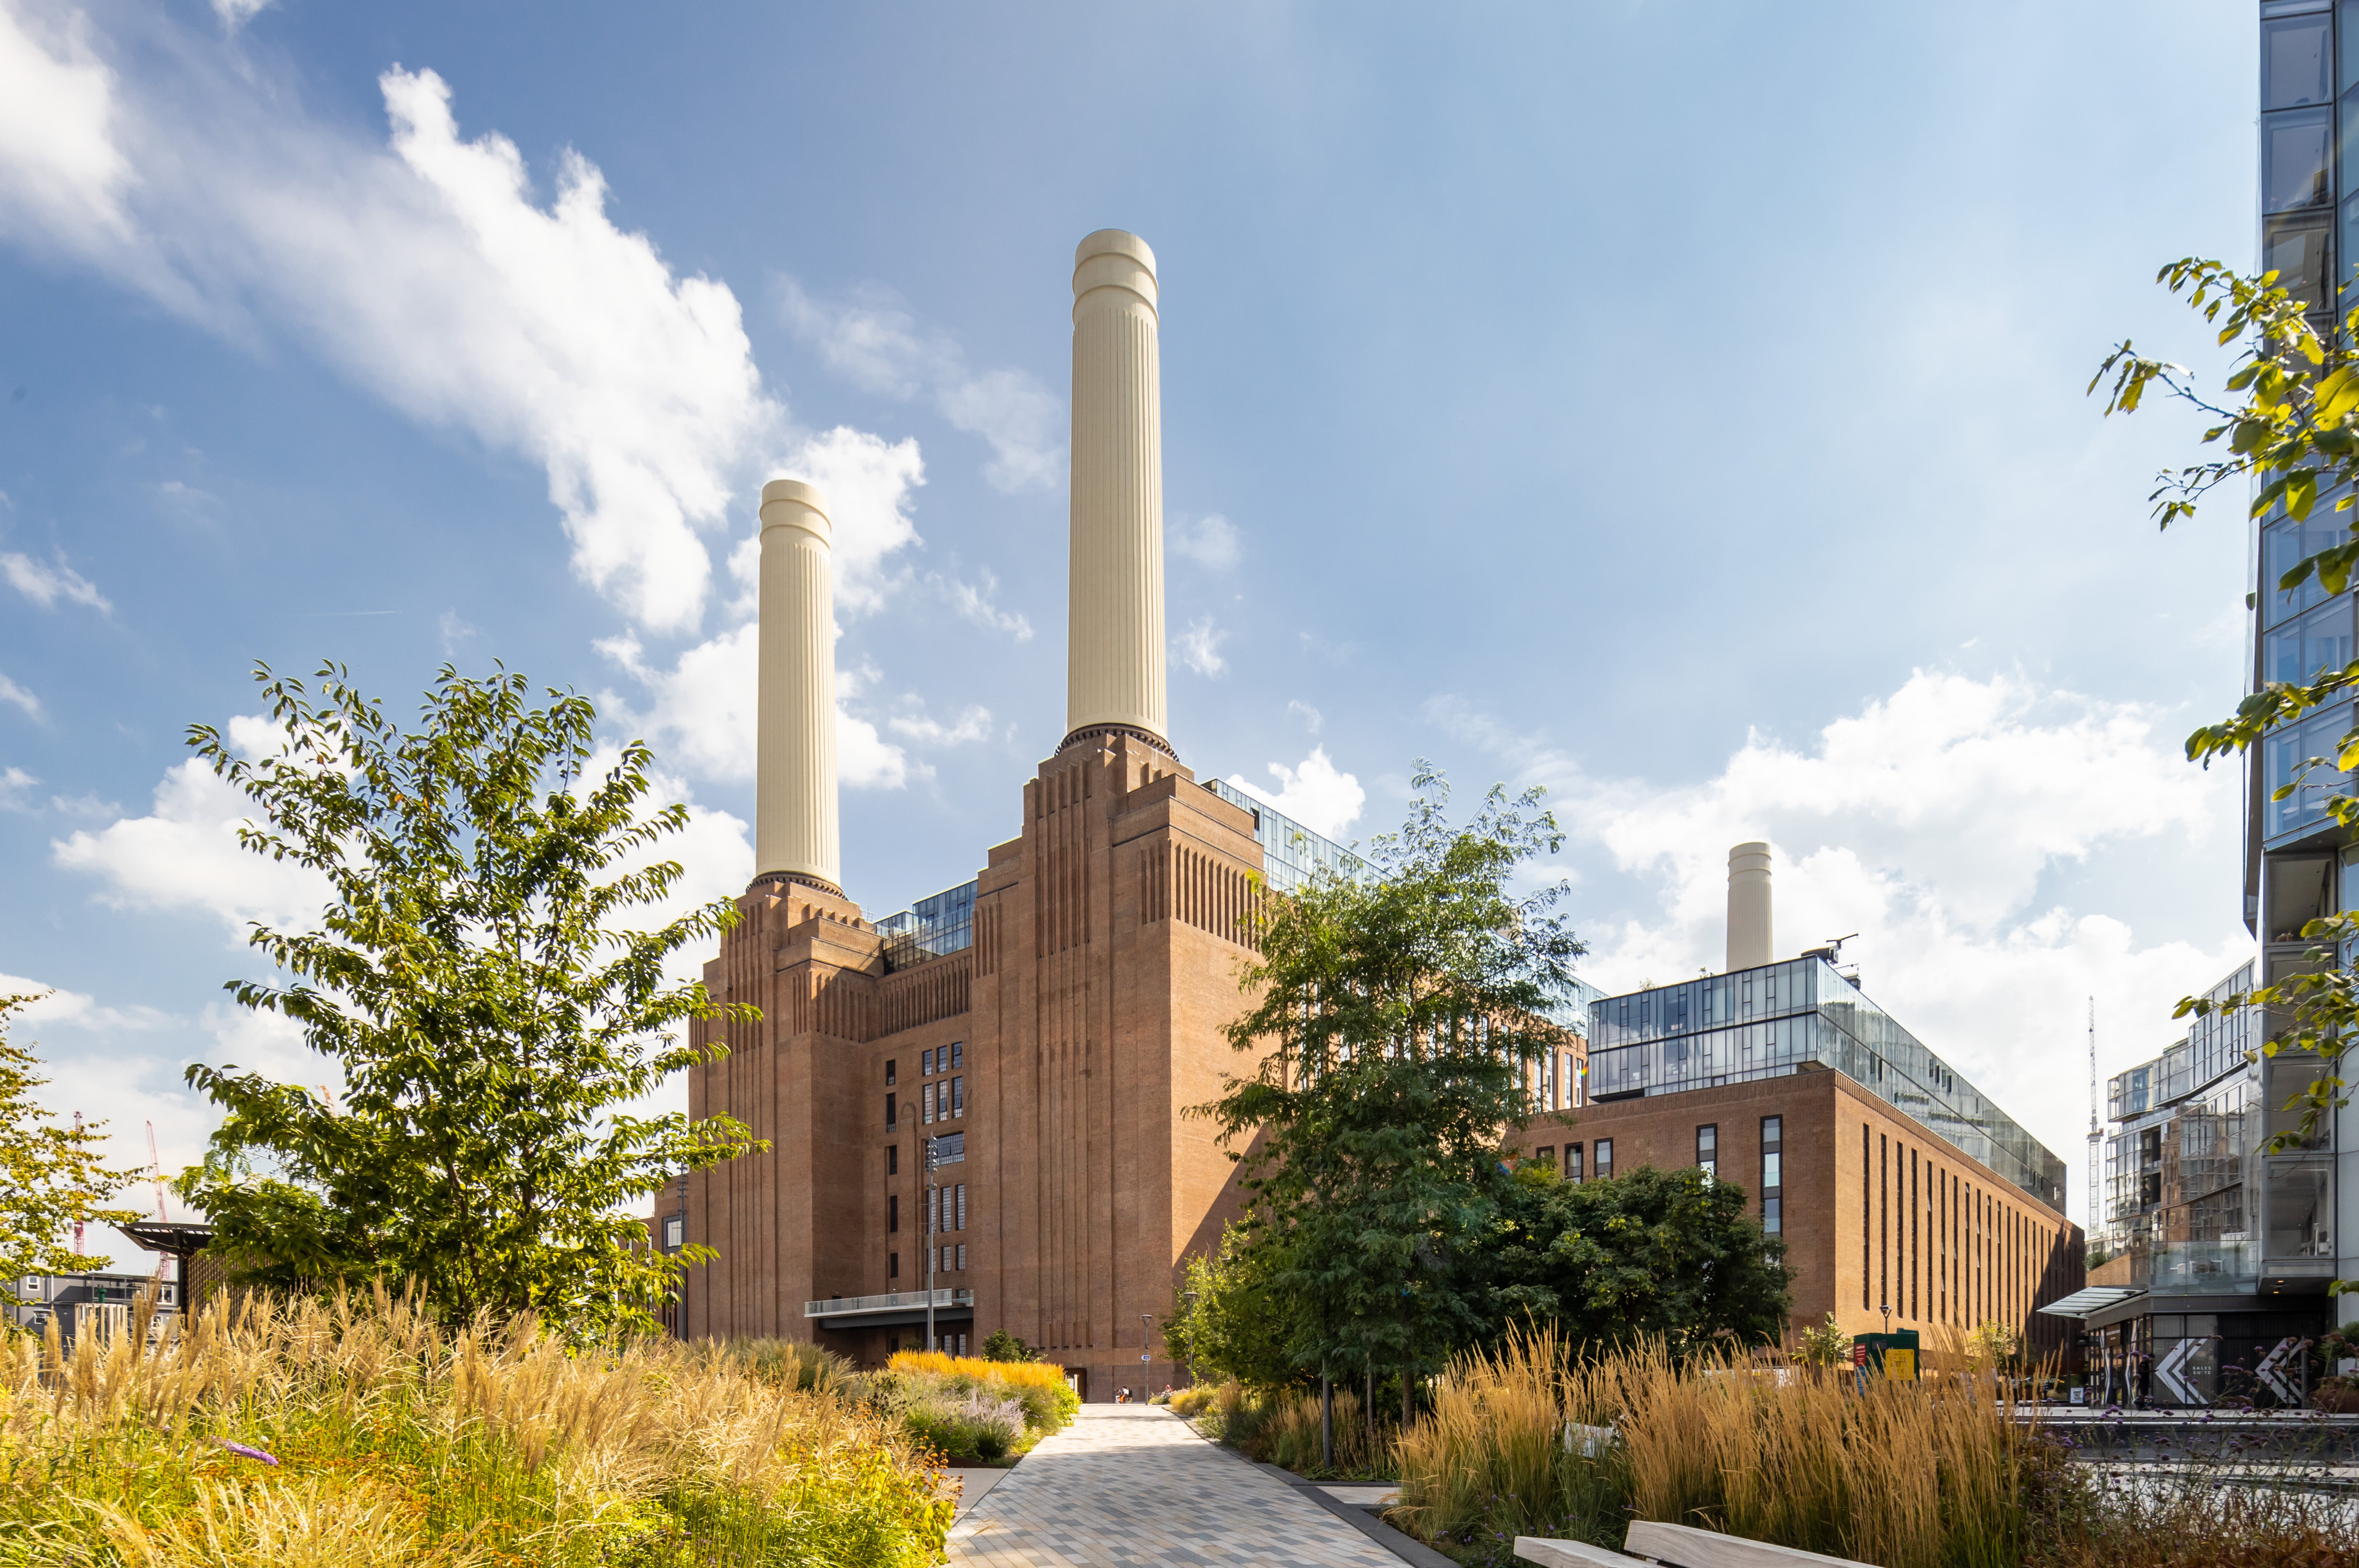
{"left": 1588, "top": 957, "right": 2068, "bottom": 1209}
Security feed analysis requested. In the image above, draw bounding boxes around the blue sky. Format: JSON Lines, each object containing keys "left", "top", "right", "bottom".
{"left": 0, "top": 0, "right": 2265, "bottom": 1250}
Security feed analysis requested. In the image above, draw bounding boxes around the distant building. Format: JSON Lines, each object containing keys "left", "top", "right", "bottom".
{"left": 1518, "top": 845, "right": 2084, "bottom": 1357}
{"left": 4, "top": 1269, "right": 178, "bottom": 1347}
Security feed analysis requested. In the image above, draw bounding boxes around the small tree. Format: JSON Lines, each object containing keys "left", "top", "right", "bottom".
{"left": 1794, "top": 1312, "right": 1850, "bottom": 1369}
{"left": 978, "top": 1329, "right": 1037, "bottom": 1363}
{"left": 1199, "top": 766, "right": 1583, "bottom": 1419}
{"left": 0, "top": 995, "right": 141, "bottom": 1279}
{"left": 178, "top": 664, "right": 762, "bottom": 1336}
{"left": 1480, "top": 1164, "right": 1793, "bottom": 1355}
{"left": 1162, "top": 1222, "right": 1303, "bottom": 1390}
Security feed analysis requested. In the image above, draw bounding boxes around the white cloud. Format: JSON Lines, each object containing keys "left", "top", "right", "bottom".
{"left": 888, "top": 703, "right": 992, "bottom": 747}
{"left": 1440, "top": 668, "right": 2247, "bottom": 1226}
{"left": 210, "top": 0, "right": 273, "bottom": 30}
{"left": 1, "top": 550, "right": 109, "bottom": 610}
{"left": 1287, "top": 699, "right": 1323, "bottom": 734}
{"left": 785, "top": 425, "right": 925, "bottom": 614}
{"left": 1179, "top": 615, "right": 1229, "bottom": 678}
{"left": 0, "top": 764, "right": 34, "bottom": 811}
{"left": 0, "top": 2, "right": 134, "bottom": 261}
{"left": 1228, "top": 747, "right": 1367, "bottom": 840}
{"left": 436, "top": 608, "right": 477, "bottom": 656}
{"left": 935, "top": 569, "right": 1033, "bottom": 642}
{"left": 780, "top": 277, "right": 1062, "bottom": 494}
{"left": 0, "top": 671, "right": 40, "bottom": 718}
{"left": 0, "top": 10, "right": 788, "bottom": 635}
{"left": 50, "top": 729, "right": 334, "bottom": 939}
{"left": 1, "top": 972, "right": 176, "bottom": 1032}
{"left": 1170, "top": 513, "right": 1241, "bottom": 572}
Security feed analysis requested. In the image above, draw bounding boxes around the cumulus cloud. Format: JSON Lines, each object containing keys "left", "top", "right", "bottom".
{"left": 1229, "top": 747, "right": 1367, "bottom": 840}
{"left": 934, "top": 570, "right": 1033, "bottom": 642}
{"left": 210, "top": 0, "right": 272, "bottom": 30}
{"left": 1170, "top": 513, "right": 1240, "bottom": 572}
{"left": 780, "top": 277, "right": 1062, "bottom": 493}
{"left": 0, "top": 671, "right": 41, "bottom": 718}
{"left": 1, "top": 971, "right": 176, "bottom": 1031}
{"left": 887, "top": 703, "right": 992, "bottom": 747}
{"left": 1435, "top": 668, "right": 2247, "bottom": 1224}
{"left": 0, "top": 764, "right": 35, "bottom": 811}
{"left": 0, "top": 9, "right": 787, "bottom": 634}
{"left": 1, "top": 550, "right": 109, "bottom": 610}
{"left": 1179, "top": 616, "right": 1229, "bottom": 678}
{"left": 1287, "top": 699, "right": 1323, "bottom": 734}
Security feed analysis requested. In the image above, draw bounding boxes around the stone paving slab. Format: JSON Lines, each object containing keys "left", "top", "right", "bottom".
{"left": 950, "top": 1405, "right": 1407, "bottom": 1567}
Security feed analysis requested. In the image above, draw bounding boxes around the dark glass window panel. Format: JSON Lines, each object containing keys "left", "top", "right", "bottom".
{"left": 2265, "top": 213, "right": 2334, "bottom": 312}
{"left": 2268, "top": 15, "right": 2333, "bottom": 108}
{"left": 2267, "top": 701, "right": 2355, "bottom": 838}
{"left": 2264, "top": 511, "right": 2349, "bottom": 624}
{"left": 2265, "top": 597, "right": 2355, "bottom": 684}
{"left": 1763, "top": 1150, "right": 1783, "bottom": 1190}
{"left": 1762, "top": 1115, "right": 1783, "bottom": 1147}
{"left": 1566, "top": 1145, "right": 1583, "bottom": 1182}
{"left": 1764, "top": 1196, "right": 1782, "bottom": 1235}
{"left": 2266, "top": 109, "right": 2334, "bottom": 213}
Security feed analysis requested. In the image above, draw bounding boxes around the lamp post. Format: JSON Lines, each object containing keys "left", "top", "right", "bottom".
{"left": 1141, "top": 1312, "right": 1155, "bottom": 1400}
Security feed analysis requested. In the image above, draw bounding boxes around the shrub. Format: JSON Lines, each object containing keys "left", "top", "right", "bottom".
{"left": 1167, "top": 1384, "right": 1217, "bottom": 1417}
{"left": 707, "top": 1336, "right": 862, "bottom": 1395}
{"left": 0, "top": 1283, "right": 950, "bottom": 1568}
{"left": 886, "top": 1349, "right": 1078, "bottom": 1432}
{"left": 902, "top": 1390, "right": 1027, "bottom": 1465}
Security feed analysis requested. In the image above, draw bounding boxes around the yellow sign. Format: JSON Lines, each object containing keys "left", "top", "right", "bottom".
{"left": 1884, "top": 1348, "right": 1917, "bottom": 1382}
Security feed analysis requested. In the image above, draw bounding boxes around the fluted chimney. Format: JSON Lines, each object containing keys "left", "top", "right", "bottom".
{"left": 1063, "top": 228, "right": 1170, "bottom": 754}
{"left": 753, "top": 478, "right": 841, "bottom": 895}
{"left": 1727, "top": 842, "right": 1772, "bottom": 971}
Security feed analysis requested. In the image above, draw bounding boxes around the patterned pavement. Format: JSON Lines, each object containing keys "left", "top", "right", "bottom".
{"left": 949, "top": 1405, "right": 1405, "bottom": 1567}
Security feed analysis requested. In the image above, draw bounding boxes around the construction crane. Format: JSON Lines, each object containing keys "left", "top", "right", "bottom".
{"left": 146, "top": 1121, "right": 169, "bottom": 1222}
{"left": 2085, "top": 999, "right": 2100, "bottom": 1247}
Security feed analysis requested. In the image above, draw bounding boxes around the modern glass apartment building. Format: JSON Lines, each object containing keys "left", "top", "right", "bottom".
{"left": 1587, "top": 956, "right": 2068, "bottom": 1209}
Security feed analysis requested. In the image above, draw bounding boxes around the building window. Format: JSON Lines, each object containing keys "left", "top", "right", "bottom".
{"left": 1759, "top": 1116, "right": 1783, "bottom": 1235}
{"left": 930, "top": 1187, "right": 941, "bottom": 1235}
{"left": 2265, "top": 599, "right": 2355, "bottom": 687}
{"left": 923, "top": 1083, "right": 936, "bottom": 1125}
{"left": 887, "top": 1144, "right": 898, "bottom": 1176}
{"left": 1534, "top": 1146, "right": 1555, "bottom": 1167}
{"left": 933, "top": 1132, "right": 966, "bottom": 1164}
{"left": 890, "top": 1252, "right": 899, "bottom": 1279}
{"left": 889, "top": 1195, "right": 899, "bottom": 1233}
{"left": 958, "top": 1332, "right": 969, "bottom": 1355}
{"left": 1696, "top": 1124, "right": 1717, "bottom": 1181}
{"left": 923, "top": 1047, "right": 935, "bottom": 1076}
{"left": 1862, "top": 1124, "right": 1872, "bottom": 1310}
{"left": 951, "top": 1041, "right": 963, "bottom": 1069}
{"left": 2266, "top": 12, "right": 2332, "bottom": 111}
{"left": 952, "top": 1076, "right": 964, "bottom": 1117}
{"left": 956, "top": 1183, "right": 967, "bottom": 1231}
{"left": 663, "top": 1216, "right": 683, "bottom": 1250}
{"left": 957, "top": 1244, "right": 968, "bottom": 1272}
{"left": 1594, "top": 1139, "right": 1613, "bottom": 1180}
{"left": 885, "top": 1092, "right": 896, "bottom": 1128}
{"left": 886, "top": 1058, "right": 897, "bottom": 1086}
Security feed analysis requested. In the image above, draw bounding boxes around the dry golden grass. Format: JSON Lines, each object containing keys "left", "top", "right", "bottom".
{"left": 0, "top": 1283, "right": 949, "bottom": 1568}
{"left": 1395, "top": 1325, "right": 2046, "bottom": 1568}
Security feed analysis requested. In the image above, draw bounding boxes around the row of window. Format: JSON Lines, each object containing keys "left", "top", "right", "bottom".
{"left": 1534, "top": 1118, "right": 1787, "bottom": 1233}
{"left": 883, "top": 1042, "right": 965, "bottom": 1087}
{"left": 886, "top": 1245, "right": 970, "bottom": 1278}
{"left": 1529, "top": 1138, "right": 1613, "bottom": 1182}
{"left": 890, "top": 1331, "right": 970, "bottom": 1355}
{"left": 1861, "top": 1122, "right": 2058, "bottom": 1343}
{"left": 886, "top": 1183, "right": 971, "bottom": 1234}
{"left": 2258, "top": 5, "right": 2359, "bottom": 315}
{"left": 883, "top": 1078, "right": 966, "bottom": 1128}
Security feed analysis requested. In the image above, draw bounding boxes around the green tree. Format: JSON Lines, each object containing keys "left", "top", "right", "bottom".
{"left": 1478, "top": 1164, "right": 1792, "bottom": 1355}
{"left": 0, "top": 995, "right": 142, "bottom": 1280}
{"left": 2096, "top": 261, "right": 2359, "bottom": 1297}
{"left": 978, "top": 1328, "right": 1037, "bottom": 1362}
{"left": 1198, "top": 766, "right": 1582, "bottom": 1418}
{"left": 1162, "top": 1222, "right": 1303, "bottom": 1389}
{"left": 176, "top": 664, "right": 762, "bottom": 1336}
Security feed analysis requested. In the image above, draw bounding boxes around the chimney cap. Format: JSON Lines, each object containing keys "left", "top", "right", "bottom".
{"left": 759, "top": 478, "right": 831, "bottom": 542}
{"left": 1728, "top": 841, "right": 1771, "bottom": 867}
{"left": 1074, "top": 228, "right": 1157, "bottom": 276}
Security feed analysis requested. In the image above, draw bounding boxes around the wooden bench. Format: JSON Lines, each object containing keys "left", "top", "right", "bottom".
{"left": 1515, "top": 1521, "right": 1868, "bottom": 1568}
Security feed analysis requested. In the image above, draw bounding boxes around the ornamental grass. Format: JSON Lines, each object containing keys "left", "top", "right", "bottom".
{"left": 0, "top": 1283, "right": 949, "bottom": 1568}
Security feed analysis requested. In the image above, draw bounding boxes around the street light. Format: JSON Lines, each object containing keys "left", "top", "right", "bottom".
{"left": 1141, "top": 1312, "right": 1155, "bottom": 1398}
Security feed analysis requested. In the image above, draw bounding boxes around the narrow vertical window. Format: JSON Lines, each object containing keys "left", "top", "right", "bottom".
{"left": 890, "top": 1252, "right": 899, "bottom": 1279}
{"left": 952, "top": 1075, "right": 964, "bottom": 1116}
{"left": 923, "top": 1083, "right": 936, "bottom": 1125}
{"left": 1567, "top": 1144, "right": 1584, "bottom": 1184}
{"left": 885, "top": 1091, "right": 896, "bottom": 1128}
{"left": 929, "top": 1187, "right": 941, "bottom": 1234}
{"left": 887, "top": 1144, "right": 898, "bottom": 1176}
{"left": 1759, "top": 1117, "right": 1783, "bottom": 1236}
{"left": 1909, "top": 1149, "right": 1919, "bottom": 1320}
{"left": 956, "top": 1183, "right": 967, "bottom": 1230}
{"left": 1696, "top": 1124, "right": 1718, "bottom": 1180}
{"left": 922, "top": 1047, "right": 934, "bottom": 1076}
{"left": 957, "top": 1244, "right": 968, "bottom": 1272}
{"left": 1595, "top": 1139, "right": 1614, "bottom": 1180}
{"left": 1535, "top": 1146, "right": 1556, "bottom": 1166}
{"left": 886, "top": 1058, "right": 898, "bottom": 1086}
{"left": 1862, "top": 1124, "right": 1872, "bottom": 1310}
{"left": 951, "top": 1041, "right": 964, "bottom": 1069}
{"left": 889, "top": 1195, "right": 899, "bottom": 1233}
{"left": 1879, "top": 1133, "right": 1889, "bottom": 1315}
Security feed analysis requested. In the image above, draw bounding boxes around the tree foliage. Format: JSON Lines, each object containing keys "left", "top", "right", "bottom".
{"left": 2095, "top": 260, "right": 2359, "bottom": 1296}
{"left": 1196, "top": 767, "right": 1584, "bottom": 1404}
{"left": 0, "top": 995, "right": 142, "bottom": 1279}
{"left": 1478, "top": 1163, "right": 1792, "bottom": 1353}
{"left": 177, "top": 664, "right": 762, "bottom": 1335}
{"left": 1161, "top": 1223, "right": 1303, "bottom": 1389}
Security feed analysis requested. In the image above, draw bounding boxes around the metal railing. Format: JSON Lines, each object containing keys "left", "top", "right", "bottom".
{"left": 802, "top": 1288, "right": 972, "bottom": 1319}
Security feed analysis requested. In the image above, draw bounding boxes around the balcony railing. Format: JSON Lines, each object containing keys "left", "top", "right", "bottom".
{"left": 802, "top": 1288, "right": 972, "bottom": 1319}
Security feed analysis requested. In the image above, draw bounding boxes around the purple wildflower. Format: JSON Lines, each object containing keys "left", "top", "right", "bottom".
{"left": 218, "top": 1440, "right": 279, "bottom": 1465}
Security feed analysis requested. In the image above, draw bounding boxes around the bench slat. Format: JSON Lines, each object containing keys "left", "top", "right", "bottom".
{"left": 1512, "top": 1536, "right": 1652, "bottom": 1568}
{"left": 1623, "top": 1520, "right": 1867, "bottom": 1568}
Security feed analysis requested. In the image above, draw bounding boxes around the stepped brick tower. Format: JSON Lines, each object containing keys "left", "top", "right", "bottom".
{"left": 679, "top": 232, "right": 1275, "bottom": 1397}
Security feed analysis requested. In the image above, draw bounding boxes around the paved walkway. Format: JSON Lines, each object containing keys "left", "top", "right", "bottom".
{"left": 949, "top": 1405, "right": 1405, "bottom": 1567}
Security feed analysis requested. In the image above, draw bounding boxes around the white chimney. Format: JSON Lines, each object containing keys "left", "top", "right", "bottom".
{"left": 1727, "top": 842, "right": 1772, "bottom": 971}
{"left": 753, "top": 478, "right": 841, "bottom": 894}
{"left": 1063, "top": 229, "right": 1170, "bottom": 753}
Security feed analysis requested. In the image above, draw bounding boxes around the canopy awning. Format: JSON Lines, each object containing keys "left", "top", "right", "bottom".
{"left": 2036, "top": 1286, "right": 2144, "bottom": 1320}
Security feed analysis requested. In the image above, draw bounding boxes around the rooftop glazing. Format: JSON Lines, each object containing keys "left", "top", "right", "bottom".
{"left": 1588, "top": 957, "right": 2068, "bottom": 1209}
